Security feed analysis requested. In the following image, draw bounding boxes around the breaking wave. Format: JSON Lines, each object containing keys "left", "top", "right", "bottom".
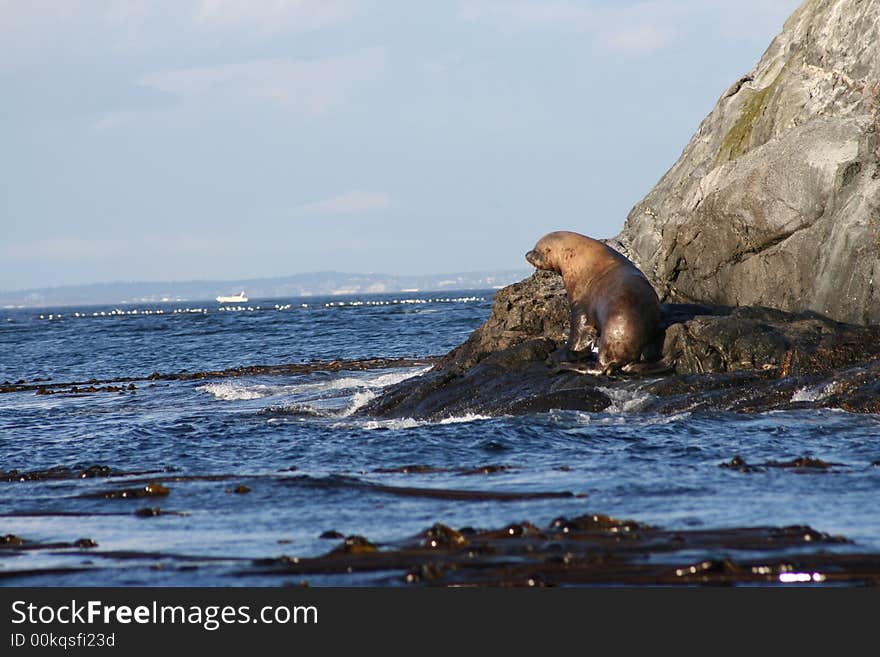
{"left": 596, "top": 384, "right": 654, "bottom": 413}
{"left": 358, "top": 413, "right": 493, "bottom": 431}
{"left": 791, "top": 382, "right": 840, "bottom": 403}
{"left": 196, "top": 382, "right": 274, "bottom": 401}
{"left": 197, "top": 366, "right": 432, "bottom": 403}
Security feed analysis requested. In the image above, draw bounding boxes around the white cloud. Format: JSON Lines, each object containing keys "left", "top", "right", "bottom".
{"left": 0, "top": 0, "right": 356, "bottom": 34}
{"left": 458, "top": 1, "right": 595, "bottom": 32}
{"left": 458, "top": 1, "right": 673, "bottom": 53}
{"left": 597, "top": 24, "right": 673, "bottom": 55}
{"left": 0, "top": 1, "right": 359, "bottom": 65}
{"left": 123, "top": 48, "right": 385, "bottom": 119}
{"left": 0, "top": 233, "right": 301, "bottom": 266}
{"left": 294, "top": 191, "right": 392, "bottom": 216}
{"left": 193, "top": 0, "right": 357, "bottom": 35}
{"left": 423, "top": 53, "right": 465, "bottom": 76}
{"left": 0, "top": 237, "right": 131, "bottom": 263}
{"left": 458, "top": 0, "right": 803, "bottom": 55}
{"left": 103, "top": 0, "right": 152, "bottom": 27}
{"left": 0, "top": 0, "right": 72, "bottom": 31}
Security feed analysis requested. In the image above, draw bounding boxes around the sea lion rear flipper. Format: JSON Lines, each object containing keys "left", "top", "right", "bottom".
{"left": 620, "top": 356, "right": 677, "bottom": 377}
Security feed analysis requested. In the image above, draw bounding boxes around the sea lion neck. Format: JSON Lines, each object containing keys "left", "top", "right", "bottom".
{"left": 557, "top": 238, "right": 617, "bottom": 295}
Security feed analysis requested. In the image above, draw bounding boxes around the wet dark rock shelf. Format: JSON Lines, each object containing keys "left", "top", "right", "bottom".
{"left": 364, "top": 271, "right": 880, "bottom": 419}
{"left": 245, "top": 514, "right": 877, "bottom": 587}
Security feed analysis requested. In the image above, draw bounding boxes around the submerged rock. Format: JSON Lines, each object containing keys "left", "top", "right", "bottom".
{"left": 243, "top": 512, "right": 873, "bottom": 587}
{"left": 720, "top": 455, "right": 842, "bottom": 473}
{"left": 1, "top": 534, "right": 26, "bottom": 546}
{"left": 86, "top": 483, "right": 171, "bottom": 499}
{"left": 334, "top": 535, "right": 378, "bottom": 555}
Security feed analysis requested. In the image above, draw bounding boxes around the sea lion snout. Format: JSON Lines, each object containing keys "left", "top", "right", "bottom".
{"left": 527, "top": 248, "right": 552, "bottom": 269}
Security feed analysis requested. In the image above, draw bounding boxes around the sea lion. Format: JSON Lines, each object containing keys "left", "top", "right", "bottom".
{"left": 525, "top": 231, "right": 666, "bottom": 375}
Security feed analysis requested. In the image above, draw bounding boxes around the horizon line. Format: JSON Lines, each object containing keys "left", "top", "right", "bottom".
{"left": 0, "top": 267, "right": 534, "bottom": 296}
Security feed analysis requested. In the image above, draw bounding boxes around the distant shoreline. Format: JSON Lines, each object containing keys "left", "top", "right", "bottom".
{"left": 0, "top": 270, "right": 530, "bottom": 309}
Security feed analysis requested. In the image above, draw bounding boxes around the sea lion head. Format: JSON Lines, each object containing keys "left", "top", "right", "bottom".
{"left": 525, "top": 231, "right": 580, "bottom": 273}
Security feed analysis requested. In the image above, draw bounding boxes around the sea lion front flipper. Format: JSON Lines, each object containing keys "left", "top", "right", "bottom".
{"left": 567, "top": 306, "right": 599, "bottom": 354}
{"left": 546, "top": 345, "right": 592, "bottom": 366}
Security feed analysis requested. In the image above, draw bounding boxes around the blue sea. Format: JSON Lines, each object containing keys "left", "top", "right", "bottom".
{"left": 1, "top": 291, "right": 879, "bottom": 586}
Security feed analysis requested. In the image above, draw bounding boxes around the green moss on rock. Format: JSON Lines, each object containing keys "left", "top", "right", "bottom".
{"left": 715, "top": 76, "right": 779, "bottom": 165}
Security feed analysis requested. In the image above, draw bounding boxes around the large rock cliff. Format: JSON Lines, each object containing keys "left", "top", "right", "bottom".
{"left": 611, "top": 0, "right": 880, "bottom": 325}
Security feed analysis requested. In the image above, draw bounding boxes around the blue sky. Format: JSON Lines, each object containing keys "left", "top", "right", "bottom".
{"left": 1, "top": 0, "right": 801, "bottom": 290}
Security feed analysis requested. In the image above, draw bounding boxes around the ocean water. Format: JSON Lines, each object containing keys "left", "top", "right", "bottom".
{"left": 1, "top": 292, "right": 879, "bottom": 586}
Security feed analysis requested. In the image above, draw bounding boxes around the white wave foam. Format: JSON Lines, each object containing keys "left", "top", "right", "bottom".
{"left": 52, "top": 296, "right": 486, "bottom": 323}
{"left": 199, "top": 380, "right": 322, "bottom": 401}
{"left": 340, "top": 389, "right": 378, "bottom": 417}
{"left": 332, "top": 367, "right": 434, "bottom": 417}
{"left": 261, "top": 404, "right": 328, "bottom": 418}
{"left": 275, "top": 366, "right": 432, "bottom": 396}
{"left": 439, "top": 413, "right": 492, "bottom": 424}
{"left": 197, "top": 366, "right": 431, "bottom": 404}
{"left": 366, "top": 367, "right": 432, "bottom": 388}
{"left": 596, "top": 385, "right": 653, "bottom": 413}
{"left": 359, "top": 417, "right": 423, "bottom": 430}
{"left": 358, "top": 413, "right": 491, "bottom": 431}
{"left": 287, "top": 377, "right": 365, "bottom": 394}
{"left": 572, "top": 410, "right": 690, "bottom": 426}
{"left": 791, "top": 381, "right": 839, "bottom": 403}
{"left": 633, "top": 411, "right": 692, "bottom": 425}
{"left": 323, "top": 296, "right": 485, "bottom": 308}
{"left": 197, "top": 382, "right": 272, "bottom": 400}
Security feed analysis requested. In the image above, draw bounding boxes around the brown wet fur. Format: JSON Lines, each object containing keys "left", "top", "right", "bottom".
{"left": 526, "top": 231, "right": 663, "bottom": 373}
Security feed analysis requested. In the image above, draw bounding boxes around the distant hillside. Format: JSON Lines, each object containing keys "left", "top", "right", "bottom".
{"left": 0, "top": 270, "right": 532, "bottom": 308}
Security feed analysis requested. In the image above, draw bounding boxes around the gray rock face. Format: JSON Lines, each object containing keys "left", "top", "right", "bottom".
{"left": 611, "top": 0, "right": 880, "bottom": 325}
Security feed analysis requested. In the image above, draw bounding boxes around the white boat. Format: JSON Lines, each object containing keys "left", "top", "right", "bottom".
{"left": 216, "top": 291, "right": 248, "bottom": 303}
